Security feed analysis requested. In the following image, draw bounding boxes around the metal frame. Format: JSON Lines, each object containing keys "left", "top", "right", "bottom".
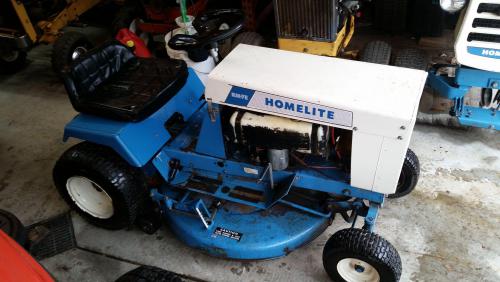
{"left": 427, "top": 65, "right": 500, "bottom": 130}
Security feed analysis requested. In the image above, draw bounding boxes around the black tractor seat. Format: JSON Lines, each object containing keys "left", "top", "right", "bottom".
{"left": 63, "top": 41, "right": 188, "bottom": 122}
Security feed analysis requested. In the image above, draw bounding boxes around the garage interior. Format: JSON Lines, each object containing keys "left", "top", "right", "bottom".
{"left": 0, "top": 0, "right": 499, "bottom": 282}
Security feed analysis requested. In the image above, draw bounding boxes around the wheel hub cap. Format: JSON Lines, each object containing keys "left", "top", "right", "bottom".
{"left": 71, "top": 47, "right": 88, "bottom": 60}
{"left": 337, "top": 258, "right": 380, "bottom": 282}
{"left": 66, "top": 176, "right": 114, "bottom": 219}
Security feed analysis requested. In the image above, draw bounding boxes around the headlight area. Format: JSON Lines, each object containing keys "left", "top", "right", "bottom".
{"left": 440, "top": 0, "right": 467, "bottom": 13}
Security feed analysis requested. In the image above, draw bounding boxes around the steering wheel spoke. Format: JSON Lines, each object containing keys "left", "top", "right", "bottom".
{"left": 167, "top": 9, "right": 244, "bottom": 52}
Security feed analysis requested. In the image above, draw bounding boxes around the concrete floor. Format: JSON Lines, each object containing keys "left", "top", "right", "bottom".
{"left": 0, "top": 45, "right": 499, "bottom": 282}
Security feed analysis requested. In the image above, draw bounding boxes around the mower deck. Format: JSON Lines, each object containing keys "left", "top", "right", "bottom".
{"left": 164, "top": 199, "right": 329, "bottom": 260}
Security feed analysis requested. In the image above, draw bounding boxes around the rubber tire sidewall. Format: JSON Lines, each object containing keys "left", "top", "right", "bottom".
{"left": 323, "top": 251, "right": 398, "bottom": 282}
{"left": 116, "top": 266, "right": 183, "bottom": 282}
{"left": 0, "top": 209, "right": 28, "bottom": 248}
{"left": 51, "top": 32, "right": 93, "bottom": 77}
{"left": 53, "top": 143, "right": 145, "bottom": 230}
{"left": 389, "top": 149, "right": 420, "bottom": 198}
{"left": 323, "top": 229, "right": 401, "bottom": 282}
{"left": 0, "top": 50, "right": 27, "bottom": 74}
{"left": 360, "top": 41, "right": 392, "bottom": 65}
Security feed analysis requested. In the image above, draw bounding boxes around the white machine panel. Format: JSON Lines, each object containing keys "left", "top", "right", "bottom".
{"left": 455, "top": 0, "right": 500, "bottom": 72}
{"left": 205, "top": 45, "right": 427, "bottom": 194}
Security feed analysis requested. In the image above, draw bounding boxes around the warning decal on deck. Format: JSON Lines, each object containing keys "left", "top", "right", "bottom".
{"left": 213, "top": 227, "right": 242, "bottom": 241}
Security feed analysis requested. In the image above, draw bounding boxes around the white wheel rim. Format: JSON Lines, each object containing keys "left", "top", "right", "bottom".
{"left": 337, "top": 258, "right": 380, "bottom": 282}
{"left": 66, "top": 176, "right": 114, "bottom": 219}
{"left": 71, "top": 47, "right": 88, "bottom": 60}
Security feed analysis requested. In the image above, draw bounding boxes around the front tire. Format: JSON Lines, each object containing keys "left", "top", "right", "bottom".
{"left": 323, "top": 228, "right": 402, "bottom": 282}
{"left": 389, "top": 148, "right": 420, "bottom": 199}
{"left": 53, "top": 142, "right": 147, "bottom": 230}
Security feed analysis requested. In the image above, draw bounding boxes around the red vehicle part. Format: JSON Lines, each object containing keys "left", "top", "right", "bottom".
{"left": 0, "top": 230, "right": 54, "bottom": 282}
{"left": 115, "top": 28, "right": 152, "bottom": 58}
{"left": 137, "top": 0, "right": 208, "bottom": 34}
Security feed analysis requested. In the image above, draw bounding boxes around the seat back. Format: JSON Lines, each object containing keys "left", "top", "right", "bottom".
{"left": 63, "top": 41, "right": 137, "bottom": 108}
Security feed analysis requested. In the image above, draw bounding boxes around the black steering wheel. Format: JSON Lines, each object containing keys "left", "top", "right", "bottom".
{"left": 168, "top": 9, "right": 244, "bottom": 51}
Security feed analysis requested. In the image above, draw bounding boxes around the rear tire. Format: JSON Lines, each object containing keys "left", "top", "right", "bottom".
{"left": 231, "top": 32, "right": 264, "bottom": 49}
{"left": 360, "top": 41, "right": 392, "bottom": 65}
{"left": 220, "top": 31, "right": 265, "bottom": 58}
{"left": 116, "top": 266, "right": 183, "bottom": 282}
{"left": 389, "top": 148, "right": 420, "bottom": 198}
{"left": 53, "top": 142, "right": 147, "bottom": 230}
{"left": 393, "top": 48, "right": 428, "bottom": 70}
{"left": 0, "top": 209, "right": 27, "bottom": 248}
{"left": 51, "top": 31, "right": 93, "bottom": 77}
{"left": 0, "top": 50, "right": 27, "bottom": 74}
{"left": 323, "top": 228, "right": 402, "bottom": 282}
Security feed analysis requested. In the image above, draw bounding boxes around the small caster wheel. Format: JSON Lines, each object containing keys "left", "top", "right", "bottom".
{"left": 323, "top": 228, "right": 402, "bottom": 282}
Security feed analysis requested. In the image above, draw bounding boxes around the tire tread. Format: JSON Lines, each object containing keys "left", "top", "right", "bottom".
{"left": 51, "top": 31, "right": 91, "bottom": 76}
{"left": 393, "top": 48, "right": 428, "bottom": 70}
{"left": 53, "top": 142, "right": 146, "bottom": 229}
{"left": 360, "top": 41, "right": 392, "bottom": 65}
{"left": 323, "top": 228, "right": 402, "bottom": 281}
{"left": 116, "top": 266, "right": 183, "bottom": 282}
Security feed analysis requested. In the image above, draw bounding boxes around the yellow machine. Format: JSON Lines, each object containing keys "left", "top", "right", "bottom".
{"left": 274, "top": 0, "right": 360, "bottom": 57}
{"left": 277, "top": 15, "right": 355, "bottom": 57}
{"left": 0, "top": 0, "right": 105, "bottom": 74}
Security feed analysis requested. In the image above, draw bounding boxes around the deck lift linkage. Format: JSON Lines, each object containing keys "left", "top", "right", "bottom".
{"left": 52, "top": 9, "right": 427, "bottom": 282}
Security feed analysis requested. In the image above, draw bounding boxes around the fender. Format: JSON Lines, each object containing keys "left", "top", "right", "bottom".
{"left": 63, "top": 69, "right": 205, "bottom": 167}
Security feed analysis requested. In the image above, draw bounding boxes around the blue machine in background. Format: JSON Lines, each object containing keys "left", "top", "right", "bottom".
{"left": 427, "top": 66, "right": 500, "bottom": 130}
{"left": 424, "top": 0, "right": 500, "bottom": 130}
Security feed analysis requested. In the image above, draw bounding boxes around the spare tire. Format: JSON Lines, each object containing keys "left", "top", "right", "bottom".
{"left": 0, "top": 209, "right": 27, "bottom": 248}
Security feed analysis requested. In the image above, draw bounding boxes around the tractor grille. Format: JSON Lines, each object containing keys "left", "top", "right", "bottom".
{"left": 466, "top": 2, "right": 500, "bottom": 43}
{"left": 477, "top": 3, "right": 500, "bottom": 14}
{"left": 468, "top": 32, "right": 500, "bottom": 42}
{"left": 456, "top": 0, "right": 500, "bottom": 71}
{"left": 274, "top": 0, "right": 338, "bottom": 42}
{"left": 472, "top": 18, "right": 500, "bottom": 28}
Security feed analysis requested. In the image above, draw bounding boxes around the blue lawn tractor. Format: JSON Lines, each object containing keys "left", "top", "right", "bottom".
{"left": 52, "top": 9, "right": 427, "bottom": 282}
{"left": 395, "top": 0, "right": 500, "bottom": 130}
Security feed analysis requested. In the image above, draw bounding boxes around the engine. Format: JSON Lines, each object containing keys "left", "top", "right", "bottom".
{"left": 225, "top": 110, "right": 351, "bottom": 171}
